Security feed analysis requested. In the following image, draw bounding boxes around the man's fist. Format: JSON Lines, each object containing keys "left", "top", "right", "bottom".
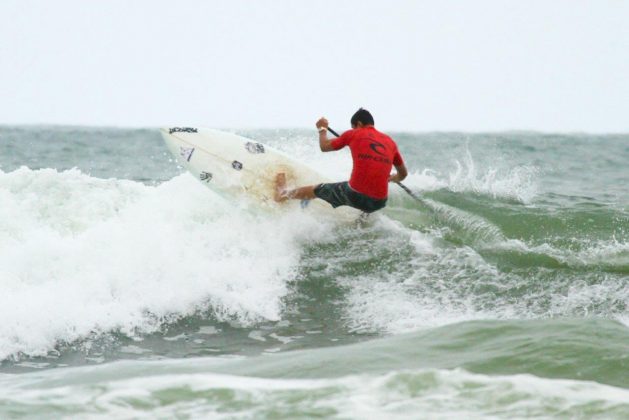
{"left": 315, "top": 117, "right": 329, "bottom": 129}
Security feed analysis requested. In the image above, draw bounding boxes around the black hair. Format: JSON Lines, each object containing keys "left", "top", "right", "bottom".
{"left": 350, "top": 108, "right": 374, "bottom": 126}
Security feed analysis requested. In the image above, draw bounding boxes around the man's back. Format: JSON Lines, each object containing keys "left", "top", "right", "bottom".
{"left": 331, "top": 126, "right": 403, "bottom": 199}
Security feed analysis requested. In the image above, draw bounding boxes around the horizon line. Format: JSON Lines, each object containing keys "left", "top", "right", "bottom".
{"left": 1, "top": 122, "right": 628, "bottom": 136}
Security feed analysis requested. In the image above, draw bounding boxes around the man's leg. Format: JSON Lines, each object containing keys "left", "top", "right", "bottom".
{"left": 274, "top": 173, "right": 316, "bottom": 202}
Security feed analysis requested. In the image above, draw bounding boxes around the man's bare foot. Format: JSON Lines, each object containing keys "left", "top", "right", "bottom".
{"left": 274, "top": 173, "right": 289, "bottom": 202}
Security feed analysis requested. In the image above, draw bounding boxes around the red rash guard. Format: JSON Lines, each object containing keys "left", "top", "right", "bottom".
{"left": 330, "top": 126, "right": 404, "bottom": 200}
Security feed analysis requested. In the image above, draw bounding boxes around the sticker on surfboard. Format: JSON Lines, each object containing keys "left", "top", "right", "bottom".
{"left": 245, "top": 142, "right": 265, "bottom": 154}
{"left": 180, "top": 146, "right": 195, "bottom": 162}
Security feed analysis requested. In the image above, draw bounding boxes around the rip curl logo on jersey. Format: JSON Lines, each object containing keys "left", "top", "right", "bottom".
{"left": 231, "top": 160, "right": 243, "bottom": 170}
{"left": 369, "top": 141, "right": 387, "bottom": 156}
{"left": 245, "top": 142, "right": 265, "bottom": 154}
{"left": 179, "top": 146, "right": 195, "bottom": 162}
{"left": 169, "top": 127, "right": 198, "bottom": 134}
{"left": 200, "top": 171, "right": 213, "bottom": 182}
{"left": 358, "top": 153, "right": 391, "bottom": 164}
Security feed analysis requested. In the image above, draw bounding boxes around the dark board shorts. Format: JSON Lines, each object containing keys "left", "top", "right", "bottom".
{"left": 314, "top": 182, "right": 387, "bottom": 213}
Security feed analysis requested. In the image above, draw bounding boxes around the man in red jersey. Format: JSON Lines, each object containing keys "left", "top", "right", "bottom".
{"left": 274, "top": 108, "right": 407, "bottom": 213}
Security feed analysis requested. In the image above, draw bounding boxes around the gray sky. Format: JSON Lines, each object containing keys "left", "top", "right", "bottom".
{"left": 1, "top": 0, "right": 628, "bottom": 132}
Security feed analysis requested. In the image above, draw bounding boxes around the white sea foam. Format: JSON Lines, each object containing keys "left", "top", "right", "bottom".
{"left": 447, "top": 147, "right": 539, "bottom": 203}
{"left": 0, "top": 361, "right": 626, "bottom": 419}
{"left": 341, "top": 227, "right": 500, "bottom": 334}
{"left": 339, "top": 221, "right": 627, "bottom": 335}
{"left": 0, "top": 167, "right": 332, "bottom": 360}
{"left": 493, "top": 237, "right": 629, "bottom": 271}
{"left": 395, "top": 147, "right": 538, "bottom": 204}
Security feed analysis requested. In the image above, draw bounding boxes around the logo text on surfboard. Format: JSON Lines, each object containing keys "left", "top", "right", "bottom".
{"left": 200, "top": 171, "right": 213, "bottom": 182}
{"left": 232, "top": 161, "right": 243, "bottom": 170}
{"left": 169, "top": 127, "right": 198, "bottom": 134}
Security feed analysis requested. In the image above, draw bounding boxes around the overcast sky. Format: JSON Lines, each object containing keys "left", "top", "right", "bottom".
{"left": 1, "top": 0, "right": 628, "bottom": 132}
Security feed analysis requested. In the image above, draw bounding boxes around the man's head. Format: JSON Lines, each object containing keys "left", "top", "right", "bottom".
{"left": 350, "top": 108, "right": 374, "bottom": 128}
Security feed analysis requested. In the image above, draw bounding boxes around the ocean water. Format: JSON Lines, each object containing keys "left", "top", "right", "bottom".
{"left": 0, "top": 125, "right": 628, "bottom": 419}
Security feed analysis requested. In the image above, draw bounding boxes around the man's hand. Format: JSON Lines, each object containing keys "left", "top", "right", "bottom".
{"left": 389, "top": 164, "right": 408, "bottom": 183}
{"left": 389, "top": 173, "right": 402, "bottom": 183}
{"left": 316, "top": 117, "right": 329, "bottom": 130}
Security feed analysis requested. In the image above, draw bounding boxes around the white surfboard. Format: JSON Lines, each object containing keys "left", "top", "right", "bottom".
{"left": 160, "top": 127, "right": 362, "bottom": 219}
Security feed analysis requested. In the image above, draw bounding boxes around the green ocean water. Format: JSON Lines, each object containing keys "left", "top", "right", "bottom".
{"left": 0, "top": 125, "right": 628, "bottom": 418}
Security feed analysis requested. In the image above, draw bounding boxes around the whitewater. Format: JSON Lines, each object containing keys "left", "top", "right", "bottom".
{"left": 0, "top": 126, "right": 628, "bottom": 418}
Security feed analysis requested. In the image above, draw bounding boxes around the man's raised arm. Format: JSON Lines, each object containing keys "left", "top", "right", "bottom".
{"left": 316, "top": 117, "right": 335, "bottom": 152}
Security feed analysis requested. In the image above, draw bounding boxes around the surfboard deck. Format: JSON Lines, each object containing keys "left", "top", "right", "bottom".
{"left": 160, "top": 127, "right": 363, "bottom": 219}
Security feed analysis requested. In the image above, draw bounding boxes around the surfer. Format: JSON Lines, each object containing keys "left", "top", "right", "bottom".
{"left": 274, "top": 108, "right": 407, "bottom": 213}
